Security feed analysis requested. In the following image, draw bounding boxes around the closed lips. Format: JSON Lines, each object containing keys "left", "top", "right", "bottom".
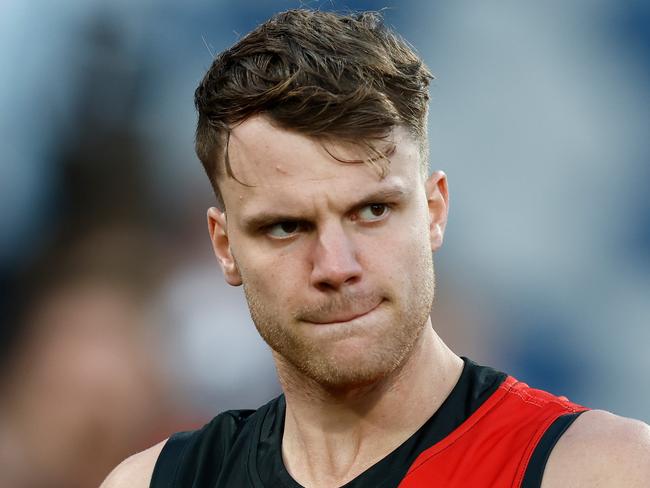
{"left": 307, "top": 300, "right": 382, "bottom": 324}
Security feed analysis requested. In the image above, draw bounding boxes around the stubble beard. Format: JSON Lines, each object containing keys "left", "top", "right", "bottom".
{"left": 242, "top": 259, "right": 436, "bottom": 392}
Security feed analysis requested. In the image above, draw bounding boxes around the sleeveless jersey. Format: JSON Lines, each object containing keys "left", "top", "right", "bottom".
{"left": 150, "top": 358, "right": 588, "bottom": 487}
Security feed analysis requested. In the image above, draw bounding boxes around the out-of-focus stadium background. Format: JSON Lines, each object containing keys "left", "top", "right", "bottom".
{"left": 1, "top": 0, "right": 648, "bottom": 486}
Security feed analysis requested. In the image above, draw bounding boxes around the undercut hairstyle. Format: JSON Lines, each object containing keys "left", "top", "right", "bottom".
{"left": 194, "top": 9, "right": 433, "bottom": 208}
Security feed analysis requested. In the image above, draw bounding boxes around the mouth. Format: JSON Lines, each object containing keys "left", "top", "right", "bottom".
{"left": 306, "top": 300, "right": 383, "bottom": 325}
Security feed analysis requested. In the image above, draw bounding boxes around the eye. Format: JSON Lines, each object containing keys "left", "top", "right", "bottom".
{"left": 357, "top": 203, "right": 390, "bottom": 222}
{"left": 267, "top": 221, "right": 302, "bottom": 239}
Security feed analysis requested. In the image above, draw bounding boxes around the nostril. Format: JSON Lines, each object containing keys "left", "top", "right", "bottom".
{"left": 314, "top": 281, "right": 336, "bottom": 293}
{"left": 344, "top": 275, "right": 361, "bottom": 286}
{"left": 313, "top": 272, "right": 361, "bottom": 292}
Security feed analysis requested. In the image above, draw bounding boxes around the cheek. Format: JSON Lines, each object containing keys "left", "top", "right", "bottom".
{"left": 378, "top": 215, "right": 433, "bottom": 285}
{"left": 359, "top": 240, "right": 423, "bottom": 291}
{"left": 236, "top": 244, "right": 305, "bottom": 305}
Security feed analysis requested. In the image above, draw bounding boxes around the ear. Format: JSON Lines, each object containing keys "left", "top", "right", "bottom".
{"left": 207, "top": 207, "right": 242, "bottom": 286}
{"left": 424, "top": 171, "right": 449, "bottom": 252}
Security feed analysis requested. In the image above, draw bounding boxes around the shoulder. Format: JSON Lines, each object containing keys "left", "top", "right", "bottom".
{"left": 100, "top": 400, "right": 280, "bottom": 488}
{"left": 100, "top": 413, "right": 249, "bottom": 488}
{"left": 100, "top": 439, "right": 168, "bottom": 488}
{"left": 542, "top": 409, "right": 650, "bottom": 488}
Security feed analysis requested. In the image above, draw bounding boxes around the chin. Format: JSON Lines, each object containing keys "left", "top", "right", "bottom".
{"left": 254, "top": 297, "right": 430, "bottom": 392}
{"left": 291, "top": 336, "right": 411, "bottom": 392}
{"left": 302, "top": 360, "right": 393, "bottom": 392}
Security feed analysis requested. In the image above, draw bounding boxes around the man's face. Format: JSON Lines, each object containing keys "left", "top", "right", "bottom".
{"left": 208, "top": 115, "right": 448, "bottom": 390}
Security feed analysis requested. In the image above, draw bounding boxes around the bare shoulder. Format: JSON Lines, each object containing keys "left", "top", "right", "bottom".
{"left": 100, "top": 439, "right": 168, "bottom": 488}
{"left": 542, "top": 409, "right": 650, "bottom": 488}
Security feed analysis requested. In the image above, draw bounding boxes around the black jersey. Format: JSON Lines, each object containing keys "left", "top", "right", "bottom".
{"left": 150, "top": 358, "right": 585, "bottom": 487}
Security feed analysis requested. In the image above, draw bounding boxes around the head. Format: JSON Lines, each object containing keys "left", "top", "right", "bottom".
{"left": 195, "top": 9, "right": 433, "bottom": 209}
{"left": 198, "top": 9, "right": 447, "bottom": 391}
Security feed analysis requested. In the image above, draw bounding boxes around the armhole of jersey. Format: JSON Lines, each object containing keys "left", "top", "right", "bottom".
{"left": 520, "top": 411, "right": 585, "bottom": 488}
{"left": 149, "top": 431, "right": 194, "bottom": 488}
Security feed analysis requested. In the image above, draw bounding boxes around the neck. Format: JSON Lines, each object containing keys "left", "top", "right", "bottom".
{"left": 276, "top": 321, "right": 463, "bottom": 488}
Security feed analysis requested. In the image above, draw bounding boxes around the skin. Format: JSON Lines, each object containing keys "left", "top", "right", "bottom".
{"left": 102, "top": 115, "right": 650, "bottom": 487}
{"left": 208, "top": 116, "right": 462, "bottom": 486}
{"left": 213, "top": 117, "right": 448, "bottom": 393}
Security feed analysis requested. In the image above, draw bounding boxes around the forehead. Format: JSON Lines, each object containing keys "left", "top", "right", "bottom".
{"left": 220, "top": 115, "right": 422, "bottom": 214}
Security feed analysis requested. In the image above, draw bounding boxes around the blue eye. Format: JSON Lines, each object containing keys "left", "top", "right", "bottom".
{"left": 358, "top": 203, "right": 390, "bottom": 222}
{"left": 267, "top": 221, "right": 301, "bottom": 238}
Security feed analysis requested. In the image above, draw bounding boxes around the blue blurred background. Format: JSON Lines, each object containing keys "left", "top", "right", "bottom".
{"left": 1, "top": 1, "right": 649, "bottom": 486}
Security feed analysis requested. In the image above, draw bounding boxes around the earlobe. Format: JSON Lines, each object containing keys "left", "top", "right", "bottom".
{"left": 207, "top": 207, "right": 243, "bottom": 286}
{"left": 425, "top": 171, "right": 449, "bottom": 252}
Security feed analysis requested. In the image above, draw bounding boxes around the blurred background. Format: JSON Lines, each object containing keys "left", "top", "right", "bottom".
{"left": 1, "top": 0, "right": 649, "bottom": 486}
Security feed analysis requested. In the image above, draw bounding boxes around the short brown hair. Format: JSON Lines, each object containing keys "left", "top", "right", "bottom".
{"left": 194, "top": 9, "right": 433, "bottom": 208}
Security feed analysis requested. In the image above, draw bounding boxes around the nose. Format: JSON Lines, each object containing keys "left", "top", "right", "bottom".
{"left": 310, "top": 221, "right": 363, "bottom": 291}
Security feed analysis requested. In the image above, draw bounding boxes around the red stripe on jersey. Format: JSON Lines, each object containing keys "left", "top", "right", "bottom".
{"left": 398, "top": 376, "right": 588, "bottom": 488}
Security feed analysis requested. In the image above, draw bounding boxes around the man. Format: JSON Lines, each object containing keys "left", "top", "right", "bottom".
{"left": 103, "top": 9, "right": 650, "bottom": 487}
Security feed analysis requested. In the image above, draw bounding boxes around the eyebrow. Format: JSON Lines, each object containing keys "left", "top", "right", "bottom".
{"left": 355, "top": 185, "right": 408, "bottom": 205}
{"left": 240, "top": 183, "right": 410, "bottom": 232}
